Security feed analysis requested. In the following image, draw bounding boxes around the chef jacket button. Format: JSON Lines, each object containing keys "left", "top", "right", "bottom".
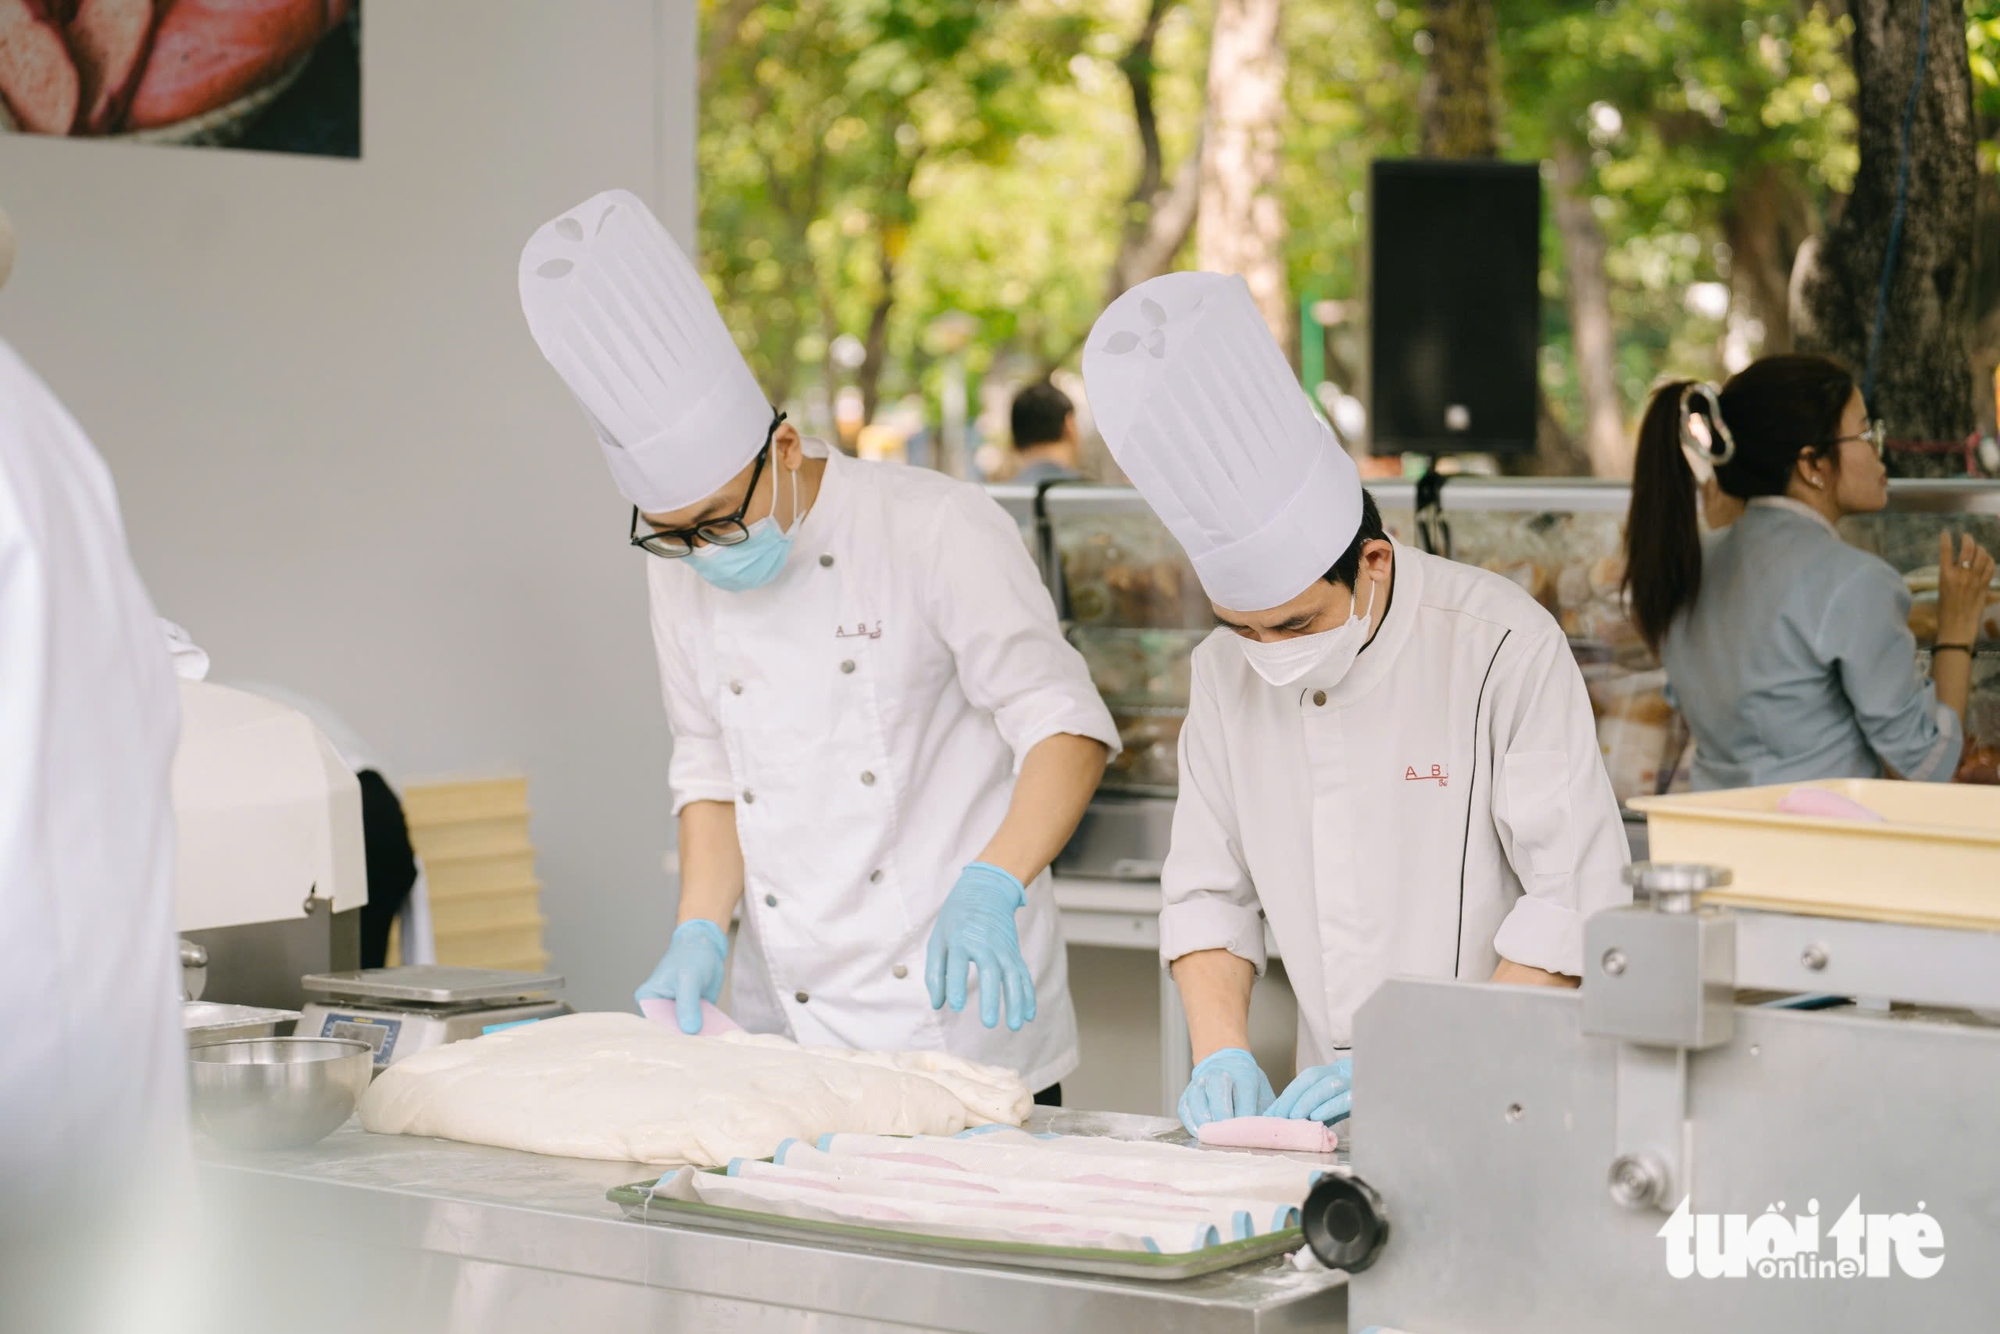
{"left": 819, "top": 554, "right": 834, "bottom": 568}
{"left": 741, "top": 790, "right": 755, "bottom": 804}
{"left": 1312, "top": 690, "right": 1327, "bottom": 707}
{"left": 795, "top": 991, "right": 810, "bottom": 1004}
{"left": 764, "top": 894, "right": 777, "bottom": 908}
{"left": 840, "top": 659, "right": 855, "bottom": 674}
{"left": 893, "top": 964, "right": 908, "bottom": 980}
{"left": 869, "top": 869, "right": 884, "bottom": 884}
{"left": 861, "top": 770, "right": 877, "bottom": 786}
{"left": 729, "top": 680, "right": 744, "bottom": 695}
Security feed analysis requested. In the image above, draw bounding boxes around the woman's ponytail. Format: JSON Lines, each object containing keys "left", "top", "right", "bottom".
{"left": 1622, "top": 353, "right": 1854, "bottom": 654}
{"left": 1624, "top": 381, "right": 1709, "bottom": 653}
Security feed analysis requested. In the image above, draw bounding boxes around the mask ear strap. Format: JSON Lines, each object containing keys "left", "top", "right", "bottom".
{"left": 1679, "top": 382, "right": 1736, "bottom": 467}
{"left": 768, "top": 409, "right": 801, "bottom": 533}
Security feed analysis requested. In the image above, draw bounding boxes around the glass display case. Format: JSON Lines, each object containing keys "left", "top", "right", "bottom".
{"left": 991, "top": 477, "right": 2000, "bottom": 828}
{"left": 1834, "top": 486, "right": 2000, "bottom": 782}
{"left": 1370, "top": 480, "right": 1691, "bottom": 805}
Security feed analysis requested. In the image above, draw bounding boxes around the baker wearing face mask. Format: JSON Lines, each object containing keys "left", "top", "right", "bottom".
{"left": 519, "top": 192, "right": 1118, "bottom": 1102}
{"left": 1082, "top": 273, "right": 1630, "bottom": 1134}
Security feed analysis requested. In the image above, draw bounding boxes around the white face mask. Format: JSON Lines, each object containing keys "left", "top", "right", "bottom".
{"left": 1239, "top": 576, "right": 1377, "bottom": 688}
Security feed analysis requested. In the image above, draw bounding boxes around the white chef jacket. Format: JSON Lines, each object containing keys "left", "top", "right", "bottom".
{"left": 1160, "top": 543, "right": 1630, "bottom": 1065}
{"left": 0, "top": 339, "right": 184, "bottom": 1211}
{"left": 649, "top": 445, "right": 1120, "bottom": 1091}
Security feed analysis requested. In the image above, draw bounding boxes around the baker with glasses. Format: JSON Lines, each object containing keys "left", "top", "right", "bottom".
{"left": 520, "top": 191, "right": 1117, "bottom": 1105}
{"left": 1623, "top": 353, "right": 1995, "bottom": 789}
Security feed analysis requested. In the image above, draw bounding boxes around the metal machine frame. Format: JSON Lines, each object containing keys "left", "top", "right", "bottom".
{"left": 1331, "top": 864, "right": 2000, "bottom": 1332}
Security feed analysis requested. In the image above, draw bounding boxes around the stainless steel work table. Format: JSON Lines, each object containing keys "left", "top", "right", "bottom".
{"left": 193, "top": 1108, "right": 1346, "bottom": 1334}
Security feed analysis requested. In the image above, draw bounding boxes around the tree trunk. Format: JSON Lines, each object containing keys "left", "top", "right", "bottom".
{"left": 856, "top": 226, "right": 899, "bottom": 427}
{"left": 1552, "top": 140, "right": 1630, "bottom": 478}
{"left": 1107, "top": 0, "right": 1204, "bottom": 303}
{"left": 700, "top": 0, "right": 762, "bottom": 98}
{"left": 1419, "top": 0, "right": 1497, "bottom": 158}
{"left": 1197, "top": 0, "right": 1290, "bottom": 351}
{"left": 757, "top": 147, "right": 826, "bottom": 410}
{"left": 854, "top": 135, "right": 918, "bottom": 428}
{"left": 1527, "top": 385, "right": 1590, "bottom": 478}
{"left": 1723, "top": 163, "right": 1813, "bottom": 355}
{"left": 1970, "top": 168, "right": 2000, "bottom": 441}
{"left": 1420, "top": 0, "right": 1589, "bottom": 479}
{"left": 1043, "top": 1, "right": 1205, "bottom": 377}
{"left": 1793, "top": 0, "right": 1979, "bottom": 476}
{"left": 1106, "top": 129, "right": 1204, "bottom": 307}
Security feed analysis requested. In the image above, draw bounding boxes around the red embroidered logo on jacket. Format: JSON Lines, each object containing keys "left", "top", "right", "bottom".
{"left": 1404, "top": 764, "right": 1448, "bottom": 787}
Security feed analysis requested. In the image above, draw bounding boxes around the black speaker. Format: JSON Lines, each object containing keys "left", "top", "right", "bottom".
{"left": 1368, "top": 159, "right": 1541, "bottom": 456}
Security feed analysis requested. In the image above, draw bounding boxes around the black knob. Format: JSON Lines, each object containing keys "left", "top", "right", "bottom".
{"left": 1302, "top": 1172, "right": 1388, "bottom": 1272}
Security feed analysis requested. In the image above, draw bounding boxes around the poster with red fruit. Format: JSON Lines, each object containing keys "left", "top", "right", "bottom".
{"left": 0, "top": 0, "right": 359, "bottom": 156}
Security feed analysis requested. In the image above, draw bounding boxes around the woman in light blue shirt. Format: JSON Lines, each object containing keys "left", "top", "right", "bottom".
{"left": 1623, "top": 355, "right": 1993, "bottom": 790}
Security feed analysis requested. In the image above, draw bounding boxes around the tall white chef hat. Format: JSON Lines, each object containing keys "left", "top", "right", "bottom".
{"left": 519, "top": 189, "right": 771, "bottom": 512}
{"left": 1082, "top": 272, "right": 1362, "bottom": 612}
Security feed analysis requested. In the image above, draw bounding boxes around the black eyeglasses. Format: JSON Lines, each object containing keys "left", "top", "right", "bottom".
{"left": 629, "top": 412, "right": 786, "bottom": 558}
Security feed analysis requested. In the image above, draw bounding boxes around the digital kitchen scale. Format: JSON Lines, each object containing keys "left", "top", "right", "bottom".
{"left": 297, "top": 965, "right": 572, "bottom": 1071}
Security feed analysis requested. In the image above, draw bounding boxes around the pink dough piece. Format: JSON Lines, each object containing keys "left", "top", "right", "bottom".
{"left": 1196, "top": 1116, "right": 1339, "bottom": 1154}
{"left": 1774, "top": 787, "right": 1887, "bottom": 823}
{"left": 1064, "top": 1174, "right": 1183, "bottom": 1193}
{"left": 638, "top": 997, "right": 743, "bottom": 1035}
{"left": 869, "top": 1151, "right": 976, "bottom": 1171}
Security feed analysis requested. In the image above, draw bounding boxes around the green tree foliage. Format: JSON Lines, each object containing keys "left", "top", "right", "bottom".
{"left": 699, "top": 0, "right": 1087, "bottom": 412}
{"left": 700, "top": 0, "right": 1994, "bottom": 468}
{"left": 1973, "top": 0, "right": 2000, "bottom": 172}
{"left": 1501, "top": 2, "right": 1856, "bottom": 434}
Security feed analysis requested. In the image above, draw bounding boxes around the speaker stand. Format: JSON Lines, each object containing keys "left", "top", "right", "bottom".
{"left": 1415, "top": 457, "right": 1453, "bottom": 559}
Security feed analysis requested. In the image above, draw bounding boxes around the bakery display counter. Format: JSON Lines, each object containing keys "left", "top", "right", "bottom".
{"left": 992, "top": 477, "right": 2000, "bottom": 811}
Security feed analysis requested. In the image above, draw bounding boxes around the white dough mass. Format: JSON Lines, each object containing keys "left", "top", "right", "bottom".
{"left": 357, "top": 1012, "right": 1030, "bottom": 1166}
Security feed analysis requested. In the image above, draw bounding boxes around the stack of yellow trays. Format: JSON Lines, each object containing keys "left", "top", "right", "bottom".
{"left": 1630, "top": 778, "right": 2000, "bottom": 929}
{"left": 398, "top": 775, "right": 548, "bottom": 970}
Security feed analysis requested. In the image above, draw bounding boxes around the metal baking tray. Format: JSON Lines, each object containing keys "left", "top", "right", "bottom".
{"left": 607, "top": 1175, "right": 1305, "bottom": 1281}
{"left": 301, "top": 965, "right": 564, "bottom": 1005}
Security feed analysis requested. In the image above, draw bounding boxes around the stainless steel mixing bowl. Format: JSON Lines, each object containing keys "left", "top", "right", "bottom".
{"left": 187, "top": 1037, "right": 373, "bottom": 1150}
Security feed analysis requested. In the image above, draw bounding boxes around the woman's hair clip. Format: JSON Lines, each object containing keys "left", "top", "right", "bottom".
{"left": 1678, "top": 382, "right": 1735, "bottom": 467}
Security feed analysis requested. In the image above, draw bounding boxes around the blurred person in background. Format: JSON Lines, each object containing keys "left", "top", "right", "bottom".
{"left": 1009, "top": 380, "right": 1085, "bottom": 487}
{"left": 0, "top": 205, "right": 191, "bottom": 1334}
{"left": 1623, "top": 354, "right": 1993, "bottom": 790}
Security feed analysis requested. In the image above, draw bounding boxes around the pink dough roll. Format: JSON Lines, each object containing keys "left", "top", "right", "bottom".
{"left": 1196, "top": 1116, "right": 1339, "bottom": 1154}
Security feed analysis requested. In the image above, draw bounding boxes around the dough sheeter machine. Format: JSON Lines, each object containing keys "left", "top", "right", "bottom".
{"left": 1328, "top": 860, "right": 2000, "bottom": 1333}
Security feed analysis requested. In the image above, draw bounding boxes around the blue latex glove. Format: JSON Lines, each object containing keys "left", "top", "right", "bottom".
{"left": 925, "top": 862, "right": 1036, "bottom": 1031}
{"left": 1177, "top": 1047, "right": 1277, "bottom": 1135}
{"left": 635, "top": 919, "right": 729, "bottom": 1035}
{"left": 1266, "top": 1057, "right": 1353, "bottom": 1124}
